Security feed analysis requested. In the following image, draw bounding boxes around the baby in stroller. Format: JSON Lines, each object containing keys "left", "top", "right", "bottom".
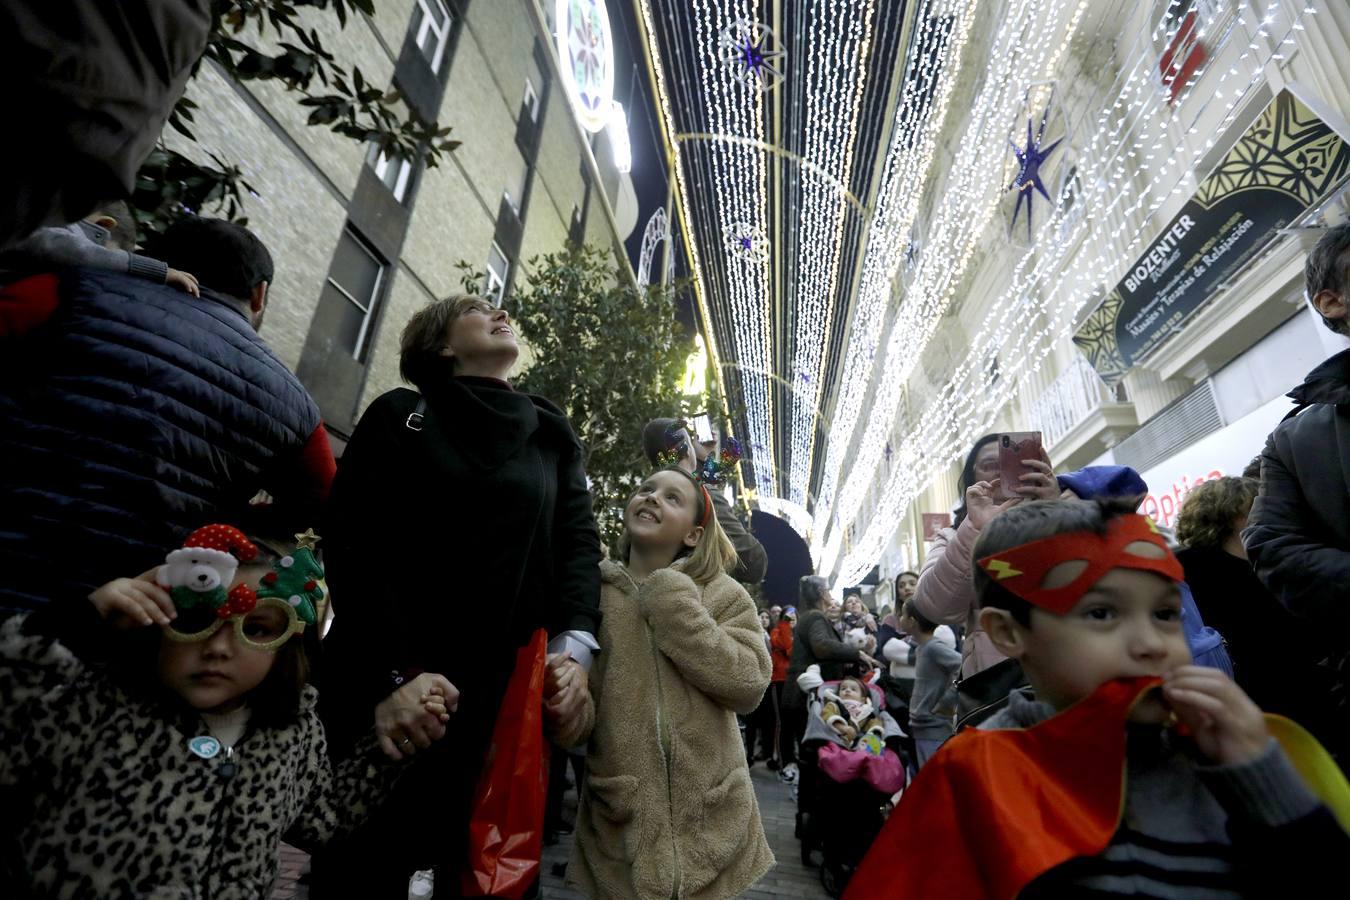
{"left": 795, "top": 667, "right": 908, "bottom": 896}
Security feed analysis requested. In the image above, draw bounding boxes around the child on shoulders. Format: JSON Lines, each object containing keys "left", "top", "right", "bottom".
{"left": 2, "top": 200, "right": 199, "bottom": 295}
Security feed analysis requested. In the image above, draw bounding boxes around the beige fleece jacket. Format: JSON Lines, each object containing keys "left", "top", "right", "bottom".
{"left": 569, "top": 560, "right": 775, "bottom": 900}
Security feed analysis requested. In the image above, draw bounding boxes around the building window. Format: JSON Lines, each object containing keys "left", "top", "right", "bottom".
{"left": 522, "top": 76, "right": 540, "bottom": 123}
{"left": 322, "top": 228, "right": 386, "bottom": 361}
{"left": 411, "top": 0, "right": 453, "bottom": 73}
{"left": 367, "top": 145, "right": 413, "bottom": 203}
{"left": 486, "top": 242, "right": 509, "bottom": 303}
{"left": 502, "top": 150, "right": 529, "bottom": 216}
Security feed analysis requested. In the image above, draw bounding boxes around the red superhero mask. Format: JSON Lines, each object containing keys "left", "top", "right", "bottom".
{"left": 976, "top": 514, "right": 1183, "bottom": 614}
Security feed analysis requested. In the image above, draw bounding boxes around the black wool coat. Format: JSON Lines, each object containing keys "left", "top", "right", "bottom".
{"left": 316, "top": 376, "right": 602, "bottom": 867}
{"left": 1244, "top": 348, "right": 1350, "bottom": 631}
{"left": 1176, "top": 545, "right": 1335, "bottom": 737}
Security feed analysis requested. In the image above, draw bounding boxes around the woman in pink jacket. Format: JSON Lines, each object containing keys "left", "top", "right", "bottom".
{"left": 910, "top": 434, "right": 1061, "bottom": 677}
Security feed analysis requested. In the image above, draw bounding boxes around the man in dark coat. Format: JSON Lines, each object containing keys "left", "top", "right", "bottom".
{"left": 1244, "top": 223, "right": 1350, "bottom": 758}
{"left": 0, "top": 216, "right": 335, "bottom": 613}
{"left": 641, "top": 417, "right": 769, "bottom": 584}
{"left": 0, "top": 1, "right": 212, "bottom": 248}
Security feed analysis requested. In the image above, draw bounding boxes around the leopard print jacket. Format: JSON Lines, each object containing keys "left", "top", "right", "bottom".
{"left": 0, "top": 615, "right": 405, "bottom": 899}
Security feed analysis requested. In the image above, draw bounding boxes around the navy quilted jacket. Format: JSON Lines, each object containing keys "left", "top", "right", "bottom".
{"left": 0, "top": 268, "right": 324, "bottom": 612}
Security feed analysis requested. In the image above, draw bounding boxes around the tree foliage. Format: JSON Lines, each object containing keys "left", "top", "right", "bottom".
{"left": 135, "top": 0, "right": 461, "bottom": 235}
{"left": 468, "top": 244, "right": 697, "bottom": 548}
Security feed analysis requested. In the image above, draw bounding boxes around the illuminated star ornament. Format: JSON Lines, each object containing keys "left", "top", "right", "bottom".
{"left": 1007, "top": 112, "right": 1064, "bottom": 238}
{"left": 727, "top": 222, "right": 769, "bottom": 263}
{"left": 717, "top": 19, "right": 785, "bottom": 91}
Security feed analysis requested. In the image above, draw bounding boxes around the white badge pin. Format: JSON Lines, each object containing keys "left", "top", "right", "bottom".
{"left": 189, "top": 736, "right": 221, "bottom": 759}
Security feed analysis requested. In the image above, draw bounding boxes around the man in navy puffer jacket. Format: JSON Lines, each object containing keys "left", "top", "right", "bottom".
{"left": 0, "top": 217, "right": 335, "bottom": 613}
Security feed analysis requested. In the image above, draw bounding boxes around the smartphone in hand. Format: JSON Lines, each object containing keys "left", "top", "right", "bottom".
{"left": 691, "top": 413, "right": 715, "bottom": 444}
{"left": 998, "top": 432, "right": 1044, "bottom": 492}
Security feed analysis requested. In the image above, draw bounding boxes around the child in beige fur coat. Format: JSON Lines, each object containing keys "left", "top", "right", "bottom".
{"left": 568, "top": 467, "right": 775, "bottom": 900}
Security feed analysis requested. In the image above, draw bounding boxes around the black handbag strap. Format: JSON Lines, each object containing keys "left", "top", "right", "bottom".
{"left": 405, "top": 397, "right": 427, "bottom": 431}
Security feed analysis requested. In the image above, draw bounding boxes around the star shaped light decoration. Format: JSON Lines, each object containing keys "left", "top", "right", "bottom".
{"left": 727, "top": 221, "right": 770, "bottom": 263}
{"left": 717, "top": 19, "right": 785, "bottom": 91}
{"left": 1007, "top": 113, "right": 1064, "bottom": 239}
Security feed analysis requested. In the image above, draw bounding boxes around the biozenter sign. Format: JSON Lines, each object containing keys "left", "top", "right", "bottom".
{"left": 1075, "top": 88, "right": 1349, "bottom": 387}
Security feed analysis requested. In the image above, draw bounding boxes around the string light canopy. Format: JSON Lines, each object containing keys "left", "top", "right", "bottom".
{"left": 634, "top": 0, "right": 1315, "bottom": 574}
{"left": 818, "top": 0, "right": 1319, "bottom": 585}
{"left": 637, "top": 0, "right": 912, "bottom": 506}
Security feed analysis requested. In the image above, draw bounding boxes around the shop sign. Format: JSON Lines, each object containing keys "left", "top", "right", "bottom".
{"left": 1074, "top": 88, "right": 1349, "bottom": 387}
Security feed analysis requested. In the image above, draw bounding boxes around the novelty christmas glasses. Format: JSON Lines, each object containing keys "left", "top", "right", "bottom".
{"left": 158, "top": 525, "right": 324, "bottom": 652}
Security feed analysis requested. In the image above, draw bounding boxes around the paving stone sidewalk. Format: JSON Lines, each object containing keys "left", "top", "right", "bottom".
{"left": 271, "top": 763, "right": 829, "bottom": 899}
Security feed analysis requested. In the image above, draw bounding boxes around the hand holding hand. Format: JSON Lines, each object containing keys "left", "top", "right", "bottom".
{"left": 544, "top": 652, "right": 589, "bottom": 736}
{"left": 166, "top": 268, "right": 200, "bottom": 297}
{"left": 89, "top": 571, "right": 175, "bottom": 628}
{"left": 1162, "top": 666, "right": 1269, "bottom": 766}
{"left": 376, "top": 673, "right": 458, "bottom": 761}
{"left": 965, "top": 481, "right": 1020, "bottom": 530}
{"left": 421, "top": 683, "right": 453, "bottom": 723}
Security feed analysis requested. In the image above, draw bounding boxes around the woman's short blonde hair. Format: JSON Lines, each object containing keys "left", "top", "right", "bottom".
{"left": 1176, "top": 476, "right": 1258, "bottom": 550}
{"left": 615, "top": 475, "right": 738, "bottom": 585}
{"left": 399, "top": 294, "right": 492, "bottom": 388}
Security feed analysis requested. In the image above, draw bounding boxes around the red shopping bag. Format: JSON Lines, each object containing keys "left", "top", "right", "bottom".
{"left": 462, "top": 628, "right": 550, "bottom": 898}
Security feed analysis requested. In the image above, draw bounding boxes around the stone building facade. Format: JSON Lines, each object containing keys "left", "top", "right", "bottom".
{"left": 165, "top": 0, "right": 644, "bottom": 440}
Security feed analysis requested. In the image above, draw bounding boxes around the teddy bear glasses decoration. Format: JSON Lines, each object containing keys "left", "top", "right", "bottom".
{"left": 159, "top": 525, "right": 325, "bottom": 652}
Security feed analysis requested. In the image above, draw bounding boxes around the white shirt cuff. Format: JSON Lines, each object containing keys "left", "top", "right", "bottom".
{"left": 548, "top": 631, "right": 600, "bottom": 671}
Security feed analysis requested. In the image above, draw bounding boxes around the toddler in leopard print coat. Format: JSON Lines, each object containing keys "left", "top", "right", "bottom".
{"left": 0, "top": 528, "right": 455, "bottom": 899}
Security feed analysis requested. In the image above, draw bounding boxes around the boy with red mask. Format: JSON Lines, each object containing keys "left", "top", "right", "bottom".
{"left": 848, "top": 499, "right": 1348, "bottom": 899}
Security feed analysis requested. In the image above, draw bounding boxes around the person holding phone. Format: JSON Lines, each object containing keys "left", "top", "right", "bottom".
{"left": 910, "top": 433, "right": 1062, "bottom": 678}
{"left": 641, "top": 417, "right": 768, "bottom": 584}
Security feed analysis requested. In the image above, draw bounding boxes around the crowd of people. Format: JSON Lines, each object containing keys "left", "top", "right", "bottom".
{"left": 1, "top": 9, "right": 1349, "bottom": 895}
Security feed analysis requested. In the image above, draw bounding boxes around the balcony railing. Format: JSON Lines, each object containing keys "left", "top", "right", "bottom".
{"left": 1028, "top": 354, "right": 1129, "bottom": 449}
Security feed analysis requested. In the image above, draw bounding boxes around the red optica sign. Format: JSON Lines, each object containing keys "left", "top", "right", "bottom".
{"left": 1140, "top": 469, "right": 1224, "bottom": 528}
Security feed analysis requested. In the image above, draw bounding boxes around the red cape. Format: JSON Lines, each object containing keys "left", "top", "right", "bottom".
{"left": 845, "top": 678, "right": 1157, "bottom": 900}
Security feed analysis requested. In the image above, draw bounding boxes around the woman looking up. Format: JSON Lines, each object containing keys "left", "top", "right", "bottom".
{"left": 312, "top": 294, "right": 602, "bottom": 896}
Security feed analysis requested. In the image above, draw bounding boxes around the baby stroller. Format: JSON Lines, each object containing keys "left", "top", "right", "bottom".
{"left": 795, "top": 671, "right": 908, "bottom": 897}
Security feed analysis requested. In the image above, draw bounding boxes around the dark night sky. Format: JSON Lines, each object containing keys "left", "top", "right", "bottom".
{"left": 606, "top": 0, "right": 698, "bottom": 336}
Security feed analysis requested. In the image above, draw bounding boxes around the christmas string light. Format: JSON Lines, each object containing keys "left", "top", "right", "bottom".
{"left": 811, "top": 0, "right": 978, "bottom": 537}
{"left": 816, "top": 0, "right": 1081, "bottom": 547}
{"left": 686, "top": 0, "right": 777, "bottom": 494}
{"left": 823, "top": 0, "right": 1314, "bottom": 584}
{"left": 787, "top": 0, "right": 877, "bottom": 508}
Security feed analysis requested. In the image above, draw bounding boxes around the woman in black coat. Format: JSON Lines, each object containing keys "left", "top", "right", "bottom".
{"left": 1176, "top": 476, "right": 1334, "bottom": 742}
{"left": 780, "top": 575, "right": 881, "bottom": 776}
{"left": 311, "top": 295, "right": 602, "bottom": 897}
